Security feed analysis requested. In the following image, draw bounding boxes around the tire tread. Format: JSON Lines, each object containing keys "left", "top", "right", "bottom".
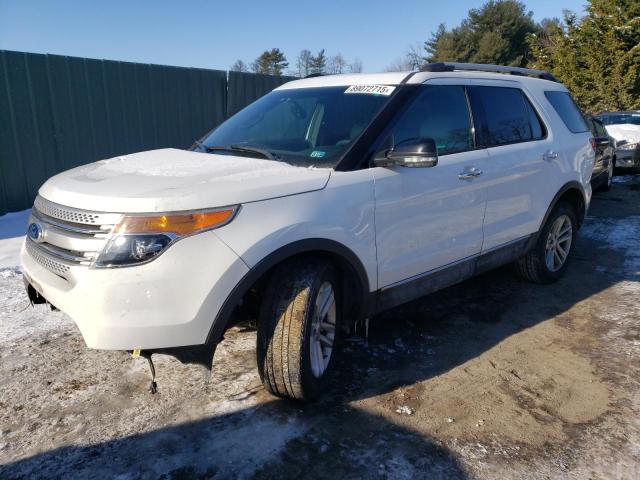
{"left": 257, "top": 259, "right": 333, "bottom": 401}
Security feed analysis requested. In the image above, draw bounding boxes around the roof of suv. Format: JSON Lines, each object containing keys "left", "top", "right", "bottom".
{"left": 277, "top": 64, "right": 564, "bottom": 91}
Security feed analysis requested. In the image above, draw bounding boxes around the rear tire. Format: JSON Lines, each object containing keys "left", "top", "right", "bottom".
{"left": 515, "top": 201, "right": 577, "bottom": 284}
{"left": 257, "top": 259, "right": 341, "bottom": 402}
{"left": 599, "top": 159, "right": 614, "bottom": 192}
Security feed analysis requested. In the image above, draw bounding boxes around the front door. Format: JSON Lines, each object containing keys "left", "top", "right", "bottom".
{"left": 372, "top": 84, "right": 489, "bottom": 288}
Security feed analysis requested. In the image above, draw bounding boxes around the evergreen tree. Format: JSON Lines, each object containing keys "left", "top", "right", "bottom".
{"left": 309, "top": 49, "right": 327, "bottom": 74}
{"left": 251, "top": 48, "right": 289, "bottom": 75}
{"left": 528, "top": 0, "right": 640, "bottom": 111}
{"left": 425, "top": 1, "right": 538, "bottom": 67}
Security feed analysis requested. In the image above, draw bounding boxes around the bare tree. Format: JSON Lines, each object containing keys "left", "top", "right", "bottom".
{"left": 296, "top": 49, "right": 313, "bottom": 77}
{"left": 384, "top": 57, "right": 414, "bottom": 72}
{"left": 385, "top": 44, "right": 425, "bottom": 72}
{"left": 327, "top": 53, "right": 348, "bottom": 74}
{"left": 230, "top": 59, "right": 249, "bottom": 72}
{"left": 349, "top": 58, "right": 363, "bottom": 73}
{"left": 406, "top": 42, "right": 426, "bottom": 69}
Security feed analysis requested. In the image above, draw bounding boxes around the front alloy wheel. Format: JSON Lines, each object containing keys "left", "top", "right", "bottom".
{"left": 309, "top": 281, "right": 337, "bottom": 378}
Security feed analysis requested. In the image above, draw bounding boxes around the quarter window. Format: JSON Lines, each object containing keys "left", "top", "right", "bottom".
{"left": 544, "top": 91, "right": 588, "bottom": 133}
{"left": 468, "top": 86, "right": 543, "bottom": 147}
{"left": 390, "top": 85, "right": 473, "bottom": 155}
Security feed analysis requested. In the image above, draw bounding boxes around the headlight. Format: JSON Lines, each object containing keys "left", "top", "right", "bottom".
{"left": 94, "top": 206, "right": 238, "bottom": 267}
{"left": 618, "top": 142, "right": 638, "bottom": 151}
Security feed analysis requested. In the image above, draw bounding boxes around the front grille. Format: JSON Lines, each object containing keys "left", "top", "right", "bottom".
{"left": 33, "top": 195, "right": 121, "bottom": 226}
{"left": 25, "top": 239, "right": 71, "bottom": 277}
{"left": 26, "top": 196, "right": 121, "bottom": 278}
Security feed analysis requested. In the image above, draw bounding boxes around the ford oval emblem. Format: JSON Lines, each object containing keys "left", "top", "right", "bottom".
{"left": 27, "top": 222, "right": 44, "bottom": 243}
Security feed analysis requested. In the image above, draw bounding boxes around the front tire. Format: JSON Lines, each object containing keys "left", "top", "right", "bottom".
{"left": 516, "top": 201, "right": 577, "bottom": 284}
{"left": 257, "top": 259, "right": 341, "bottom": 402}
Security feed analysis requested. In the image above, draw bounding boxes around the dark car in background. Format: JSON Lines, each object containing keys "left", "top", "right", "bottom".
{"left": 585, "top": 115, "right": 615, "bottom": 191}
{"left": 597, "top": 112, "right": 640, "bottom": 173}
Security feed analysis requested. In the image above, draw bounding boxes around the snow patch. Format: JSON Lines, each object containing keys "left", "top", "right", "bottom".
{"left": 580, "top": 215, "right": 640, "bottom": 277}
{"left": 612, "top": 175, "right": 636, "bottom": 185}
{"left": 0, "top": 209, "right": 29, "bottom": 268}
{"left": 83, "top": 148, "right": 319, "bottom": 183}
{"left": 0, "top": 272, "right": 72, "bottom": 344}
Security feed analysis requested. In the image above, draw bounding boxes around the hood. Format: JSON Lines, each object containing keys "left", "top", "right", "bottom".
{"left": 604, "top": 124, "right": 640, "bottom": 145}
{"left": 39, "top": 148, "right": 331, "bottom": 213}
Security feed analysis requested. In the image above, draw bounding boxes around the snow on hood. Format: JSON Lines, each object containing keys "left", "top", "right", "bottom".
{"left": 38, "top": 148, "right": 331, "bottom": 213}
{"left": 604, "top": 124, "right": 640, "bottom": 145}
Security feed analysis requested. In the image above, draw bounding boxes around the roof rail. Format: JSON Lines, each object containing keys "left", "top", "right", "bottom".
{"left": 304, "top": 73, "right": 324, "bottom": 78}
{"left": 420, "top": 62, "right": 559, "bottom": 82}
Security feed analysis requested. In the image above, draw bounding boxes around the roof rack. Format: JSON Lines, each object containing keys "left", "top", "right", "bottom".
{"left": 304, "top": 73, "right": 324, "bottom": 78}
{"left": 420, "top": 62, "right": 559, "bottom": 82}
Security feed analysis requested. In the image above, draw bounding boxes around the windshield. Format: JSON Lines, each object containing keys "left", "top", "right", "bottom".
{"left": 197, "top": 86, "right": 393, "bottom": 168}
{"left": 598, "top": 113, "right": 640, "bottom": 126}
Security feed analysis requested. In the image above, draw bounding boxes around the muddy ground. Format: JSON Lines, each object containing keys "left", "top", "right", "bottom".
{"left": 1, "top": 176, "right": 639, "bottom": 479}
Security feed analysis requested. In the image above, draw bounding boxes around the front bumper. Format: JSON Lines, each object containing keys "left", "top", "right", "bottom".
{"left": 21, "top": 231, "right": 249, "bottom": 350}
{"left": 615, "top": 147, "right": 640, "bottom": 169}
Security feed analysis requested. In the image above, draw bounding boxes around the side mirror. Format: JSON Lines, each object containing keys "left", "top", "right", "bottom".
{"left": 374, "top": 138, "right": 438, "bottom": 168}
{"left": 595, "top": 136, "right": 610, "bottom": 148}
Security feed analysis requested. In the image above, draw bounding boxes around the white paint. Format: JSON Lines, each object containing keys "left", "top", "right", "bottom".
{"left": 39, "top": 148, "right": 330, "bottom": 213}
{"left": 21, "top": 70, "right": 593, "bottom": 352}
{"left": 604, "top": 124, "right": 640, "bottom": 145}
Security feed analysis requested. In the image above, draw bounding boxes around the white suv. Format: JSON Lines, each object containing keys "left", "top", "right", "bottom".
{"left": 21, "top": 63, "right": 595, "bottom": 400}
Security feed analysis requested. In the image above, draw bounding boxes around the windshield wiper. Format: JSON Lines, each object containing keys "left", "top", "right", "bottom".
{"left": 204, "top": 144, "right": 277, "bottom": 160}
{"left": 190, "top": 140, "right": 206, "bottom": 151}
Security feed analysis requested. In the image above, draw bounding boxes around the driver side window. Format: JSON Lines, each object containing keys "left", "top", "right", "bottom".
{"left": 391, "top": 85, "right": 473, "bottom": 155}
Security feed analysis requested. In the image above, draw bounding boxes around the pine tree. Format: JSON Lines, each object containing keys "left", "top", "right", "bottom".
{"left": 251, "top": 48, "right": 289, "bottom": 76}
{"left": 425, "top": 1, "right": 538, "bottom": 67}
{"left": 309, "top": 49, "right": 327, "bottom": 75}
{"left": 528, "top": 0, "right": 640, "bottom": 111}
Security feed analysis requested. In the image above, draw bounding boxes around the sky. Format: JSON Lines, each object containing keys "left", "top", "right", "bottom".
{"left": 0, "top": 0, "right": 587, "bottom": 73}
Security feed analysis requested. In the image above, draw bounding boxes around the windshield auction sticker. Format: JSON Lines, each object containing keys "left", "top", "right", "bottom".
{"left": 344, "top": 85, "right": 396, "bottom": 96}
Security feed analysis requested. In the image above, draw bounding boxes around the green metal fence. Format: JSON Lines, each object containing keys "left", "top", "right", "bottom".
{"left": 0, "top": 50, "right": 295, "bottom": 214}
{"left": 227, "top": 70, "right": 296, "bottom": 116}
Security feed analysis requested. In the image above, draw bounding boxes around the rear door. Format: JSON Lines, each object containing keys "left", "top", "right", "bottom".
{"left": 466, "top": 83, "right": 558, "bottom": 251}
{"left": 372, "top": 83, "right": 489, "bottom": 288}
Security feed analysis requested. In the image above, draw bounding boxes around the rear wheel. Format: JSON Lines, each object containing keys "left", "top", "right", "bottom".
{"left": 599, "top": 159, "right": 614, "bottom": 191}
{"left": 257, "top": 259, "right": 341, "bottom": 401}
{"left": 516, "top": 201, "right": 577, "bottom": 284}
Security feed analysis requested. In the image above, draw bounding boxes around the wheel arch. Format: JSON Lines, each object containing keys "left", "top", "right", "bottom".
{"left": 205, "top": 238, "right": 373, "bottom": 346}
{"left": 539, "top": 181, "right": 587, "bottom": 236}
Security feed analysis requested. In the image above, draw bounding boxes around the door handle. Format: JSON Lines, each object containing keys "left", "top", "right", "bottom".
{"left": 458, "top": 167, "right": 483, "bottom": 180}
{"left": 543, "top": 150, "right": 559, "bottom": 161}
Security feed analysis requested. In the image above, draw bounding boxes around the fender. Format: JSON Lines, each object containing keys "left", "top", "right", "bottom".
{"left": 205, "top": 238, "right": 373, "bottom": 346}
{"left": 528, "top": 180, "right": 587, "bottom": 249}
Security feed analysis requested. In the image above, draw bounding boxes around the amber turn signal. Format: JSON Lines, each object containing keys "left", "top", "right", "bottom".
{"left": 114, "top": 208, "right": 237, "bottom": 235}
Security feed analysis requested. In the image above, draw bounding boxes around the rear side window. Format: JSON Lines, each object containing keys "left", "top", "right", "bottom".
{"left": 468, "top": 86, "right": 544, "bottom": 147}
{"left": 593, "top": 119, "right": 607, "bottom": 137}
{"left": 391, "top": 85, "right": 473, "bottom": 155}
{"left": 544, "top": 91, "right": 588, "bottom": 133}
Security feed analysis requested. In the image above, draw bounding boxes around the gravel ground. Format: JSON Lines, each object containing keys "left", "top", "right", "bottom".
{"left": 1, "top": 176, "right": 639, "bottom": 479}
